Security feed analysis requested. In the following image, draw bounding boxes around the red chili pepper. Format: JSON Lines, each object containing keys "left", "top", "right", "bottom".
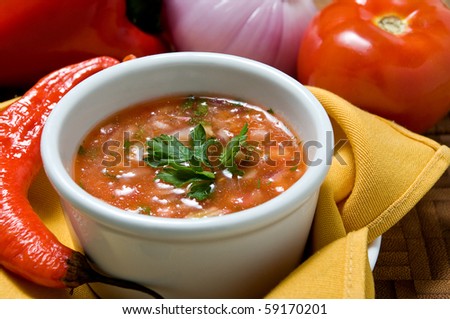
{"left": 0, "top": 56, "right": 162, "bottom": 298}
{"left": 0, "top": 0, "right": 167, "bottom": 87}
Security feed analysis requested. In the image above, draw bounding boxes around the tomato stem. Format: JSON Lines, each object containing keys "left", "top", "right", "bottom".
{"left": 376, "top": 15, "right": 407, "bottom": 35}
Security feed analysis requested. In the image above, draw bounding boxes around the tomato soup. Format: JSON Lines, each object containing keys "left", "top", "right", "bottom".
{"left": 73, "top": 96, "right": 306, "bottom": 218}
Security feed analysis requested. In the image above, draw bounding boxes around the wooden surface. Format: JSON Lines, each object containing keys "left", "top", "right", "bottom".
{"left": 373, "top": 113, "right": 450, "bottom": 298}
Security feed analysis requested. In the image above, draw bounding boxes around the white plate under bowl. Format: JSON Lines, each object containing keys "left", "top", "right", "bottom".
{"left": 369, "top": 236, "right": 382, "bottom": 270}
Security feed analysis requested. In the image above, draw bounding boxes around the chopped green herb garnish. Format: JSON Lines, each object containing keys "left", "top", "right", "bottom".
{"left": 182, "top": 96, "right": 210, "bottom": 125}
{"left": 139, "top": 206, "right": 153, "bottom": 215}
{"left": 144, "top": 123, "right": 248, "bottom": 200}
{"left": 188, "top": 181, "right": 215, "bottom": 201}
{"left": 133, "top": 127, "right": 147, "bottom": 140}
{"left": 123, "top": 139, "right": 132, "bottom": 151}
{"left": 189, "top": 124, "right": 216, "bottom": 167}
{"left": 102, "top": 168, "right": 117, "bottom": 179}
{"left": 78, "top": 145, "right": 86, "bottom": 155}
{"left": 194, "top": 101, "right": 208, "bottom": 117}
{"left": 219, "top": 123, "right": 249, "bottom": 176}
{"left": 156, "top": 162, "right": 215, "bottom": 188}
{"left": 145, "top": 134, "right": 192, "bottom": 167}
{"left": 182, "top": 95, "right": 196, "bottom": 109}
{"left": 267, "top": 108, "right": 275, "bottom": 115}
{"left": 230, "top": 100, "right": 246, "bottom": 108}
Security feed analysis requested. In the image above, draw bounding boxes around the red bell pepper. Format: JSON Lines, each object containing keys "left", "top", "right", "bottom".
{"left": 0, "top": 0, "right": 167, "bottom": 87}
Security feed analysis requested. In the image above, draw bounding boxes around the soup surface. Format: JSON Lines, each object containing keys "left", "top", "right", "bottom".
{"left": 74, "top": 95, "right": 306, "bottom": 218}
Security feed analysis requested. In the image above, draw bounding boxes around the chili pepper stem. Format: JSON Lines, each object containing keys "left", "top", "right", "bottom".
{"left": 65, "top": 251, "right": 163, "bottom": 299}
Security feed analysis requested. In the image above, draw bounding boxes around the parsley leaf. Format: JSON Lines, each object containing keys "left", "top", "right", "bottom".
{"left": 189, "top": 124, "right": 219, "bottom": 168}
{"left": 156, "top": 162, "right": 215, "bottom": 200}
{"left": 188, "top": 181, "right": 215, "bottom": 201}
{"left": 144, "top": 123, "right": 248, "bottom": 200}
{"left": 219, "top": 123, "right": 249, "bottom": 176}
{"left": 145, "top": 134, "right": 192, "bottom": 167}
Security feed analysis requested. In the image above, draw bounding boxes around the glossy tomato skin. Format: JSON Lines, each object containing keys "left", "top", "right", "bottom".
{"left": 297, "top": 0, "right": 450, "bottom": 133}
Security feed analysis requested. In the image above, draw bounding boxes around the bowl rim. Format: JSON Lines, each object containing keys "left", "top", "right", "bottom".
{"left": 41, "top": 52, "right": 333, "bottom": 239}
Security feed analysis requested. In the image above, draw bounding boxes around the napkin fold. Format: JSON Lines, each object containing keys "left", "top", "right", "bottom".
{"left": 1, "top": 87, "right": 449, "bottom": 299}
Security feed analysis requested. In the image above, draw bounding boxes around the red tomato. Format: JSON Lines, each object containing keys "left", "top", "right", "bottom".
{"left": 297, "top": 0, "right": 450, "bottom": 133}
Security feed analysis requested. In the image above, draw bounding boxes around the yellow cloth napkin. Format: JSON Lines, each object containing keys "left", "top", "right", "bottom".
{"left": 266, "top": 87, "right": 450, "bottom": 298}
{"left": 1, "top": 87, "right": 449, "bottom": 299}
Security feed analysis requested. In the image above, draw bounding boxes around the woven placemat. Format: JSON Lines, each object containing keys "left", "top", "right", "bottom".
{"left": 374, "top": 113, "right": 450, "bottom": 299}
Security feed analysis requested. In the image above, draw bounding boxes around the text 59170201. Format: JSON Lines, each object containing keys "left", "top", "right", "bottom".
{"left": 263, "top": 303, "right": 327, "bottom": 315}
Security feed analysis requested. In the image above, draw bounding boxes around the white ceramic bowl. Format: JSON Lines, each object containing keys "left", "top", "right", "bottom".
{"left": 41, "top": 52, "right": 333, "bottom": 298}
